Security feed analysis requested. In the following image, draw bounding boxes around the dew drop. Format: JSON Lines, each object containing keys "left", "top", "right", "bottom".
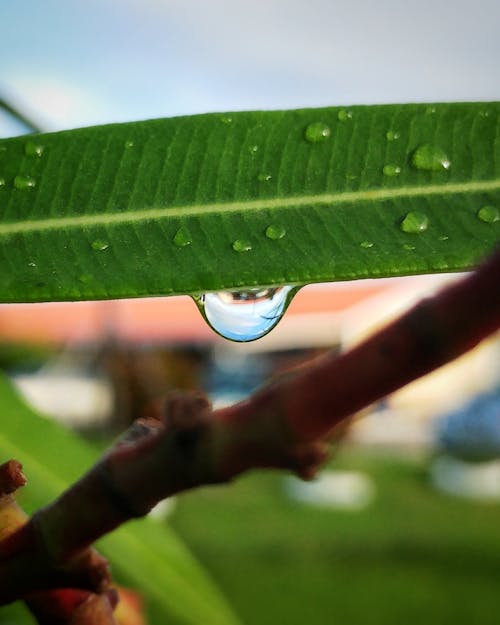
{"left": 91, "top": 240, "right": 109, "bottom": 251}
{"left": 195, "top": 286, "right": 295, "bottom": 342}
{"left": 0, "top": 177, "right": 5, "bottom": 187}
{"left": 400, "top": 211, "right": 429, "bottom": 234}
{"left": 265, "top": 224, "right": 286, "bottom": 240}
{"left": 220, "top": 115, "right": 233, "bottom": 124}
{"left": 28, "top": 261, "right": 37, "bottom": 268}
{"left": 425, "top": 105, "right": 437, "bottom": 115}
{"left": 438, "top": 235, "right": 449, "bottom": 241}
{"left": 25, "top": 141, "right": 44, "bottom": 157}
{"left": 477, "top": 205, "right": 499, "bottom": 224}
{"left": 411, "top": 144, "right": 450, "bottom": 171}
{"left": 248, "top": 144, "right": 259, "bottom": 155}
{"left": 257, "top": 172, "right": 272, "bottom": 182}
{"left": 403, "top": 243, "right": 416, "bottom": 251}
{"left": 360, "top": 241, "right": 374, "bottom": 249}
{"left": 383, "top": 164, "right": 401, "bottom": 177}
{"left": 386, "top": 130, "right": 400, "bottom": 141}
{"left": 14, "top": 175, "right": 36, "bottom": 190}
{"left": 173, "top": 226, "right": 192, "bottom": 247}
{"left": 125, "top": 140, "right": 135, "bottom": 149}
{"left": 304, "top": 122, "right": 330, "bottom": 143}
{"left": 338, "top": 109, "right": 353, "bottom": 122}
{"left": 232, "top": 239, "right": 252, "bottom": 253}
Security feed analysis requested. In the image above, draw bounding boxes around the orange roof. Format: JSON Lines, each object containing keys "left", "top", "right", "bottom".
{"left": 0, "top": 281, "right": 392, "bottom": 345}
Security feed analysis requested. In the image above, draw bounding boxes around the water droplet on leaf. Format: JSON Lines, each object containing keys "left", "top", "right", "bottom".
{"left": 383, "top": 164, "right": 401, "bottom": 177}
{"left": 360, "top": 241, "right": 374, "bottom": 249}
{"left": 386, "top": 130, "right": 400, "bottom": 141}
{"left": 196, "top": 286, "right": 295, "bottom": 342}
{"left": 25, "top": 141, "right": 44, "bottom": 157}
{"left": 28, "top": 261, "right": 37, "bottom": 268}
{"left": 265, "top": 224, "right": 286, "bottom": 240}
{"left": 173, "top": 226, "right": 192, "bottom": 247}
{"left": 257, "top": 173, "right": 272, "bottom": 182}
{"left": 477, "top": 205, "right": 499, "bottom": 224}
{"left": 305, "top": 122, "right": 330, "bottom": 143}
{"left": 14, "top": 175, "right": 36, "bottom": 190}
{"left": 232, "top": 239, "right": 252, "bottom": 253}
{"left": 438, "top": 235, "right": 449, "bottom": 241}
{"left": 125, "top": 140, "right": 135, "bottom": 148}
{"left": 220, "top": 115, "right": 233, "bottom": 124}
{"left": 0, "top": 177, "right": 5, "bottom": 187}
{"left": 248, "top": 144, "right": 259, "bottom": 155}
{"left": 411, "top": 144, "right": 450, "bottom": 171}
{"left": 425, "top": 106, "right": 436, "bottom": 115}
{"left": 91, "top": 240, "right": 109, "bottom": 251}
{"left": 337, "top": 109, "right": 353, "bottom": 121}
{"left": 403, "top": 243, "right": 416, "bottom": 251}
{"left": 400, "top": 211, "right": 429, "bottom": 234}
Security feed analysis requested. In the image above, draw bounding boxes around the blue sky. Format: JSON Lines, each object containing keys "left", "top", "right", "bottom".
{"left": 1, "top": 0, "right": 499, "bottom": 135}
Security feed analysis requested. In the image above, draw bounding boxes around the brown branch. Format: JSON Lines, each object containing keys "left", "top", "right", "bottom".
{"left": 0, "top": 461, "right": 117, "bottom": 625}
{"left": 0, "top": 249, "right": 499, "bottom": 608}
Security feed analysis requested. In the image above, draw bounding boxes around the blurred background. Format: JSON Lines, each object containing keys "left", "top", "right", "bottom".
{"left": 1, "top": 1, "right": 500, "bottom": 624}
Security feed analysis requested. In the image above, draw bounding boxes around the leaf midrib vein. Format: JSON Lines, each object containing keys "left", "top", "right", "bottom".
{"left": 1, "top": 178, "right": 499, "bottom": 236}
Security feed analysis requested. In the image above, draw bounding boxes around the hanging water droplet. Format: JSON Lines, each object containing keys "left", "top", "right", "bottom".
{"left": 265, "top": 224, "right": 286, "bottom": 240}
{"left": 360, "top": 241, "right": 374, "bottom": 249}
{"left": 338, "top": 109, "right": 353, "bottom": 122}
{"left": 477, "top": 205, "right": 499, "bottom": 224}
{"left": 257, "top": 172, "right": 272, "bottom": 182}
{"left": 173, "top": 226, "right": 192, "bottom": 247}
{"left": 382, "top": 164, "right": 401, "bottom": 177}
{"left": 28, "top": 261, "right": 37, "bottom": 268}
{"left": 24, "top": 141, "right": 44, "bottom": 157}
{"left": 386, "top": 130, "right": 400, "bottom": 141}
{"left": 403, "top": 243, "right": 416, "bottom": 251}
{"left": 125, "top": 140, "right": 135, "bottom": 149}
{"left": 91, "top": 239, "right": 109, "bottom": 251}
{"left": 248, "top": 144, "right": 259, "bottom": 155}
{"left": 196, "top": 286, "right": 295, "bottom": 342}
{"left": 304, "top": 122, "right": 330, "bottom": 143}
{"left": 14, "top": 175, "right": 36, "bottom": 190}
{"left": 411, "top": 144, "right": 450, "bottom": 171}
{"left": 400, "top": 211, "right": 429, "bottom": 234}
{"left": 220, "top": 115, "right": 233, "bottom": 124}
{"left": 425, "top": 105, "right": 436, "bottom": 115}
{"left": 438, "top": 235, "right": 449, "bottom": 241}
{"left": 232, "top": 239, "right": 252, "bottom": 252}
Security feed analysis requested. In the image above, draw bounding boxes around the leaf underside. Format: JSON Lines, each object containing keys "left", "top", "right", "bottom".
{"left": 0, "top": 374, "right": 240, "bottom": 625}
{"left": 0, "top": 102, "right": 498, "bottom": 303}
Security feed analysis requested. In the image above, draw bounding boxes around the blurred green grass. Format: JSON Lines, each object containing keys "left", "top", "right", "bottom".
{"left": 170, "top": 449, "right": 500, "bottom": 625}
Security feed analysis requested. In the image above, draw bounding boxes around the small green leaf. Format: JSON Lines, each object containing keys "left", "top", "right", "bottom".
{"left": 0, "top": 102, "right": 499, "bottom": 303}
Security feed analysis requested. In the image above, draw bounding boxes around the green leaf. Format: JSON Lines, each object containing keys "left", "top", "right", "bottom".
{"left": 0, "top": 374, "right": 240, "bottom": 625}
{"left": 0, "top": 102, "right": 499, "bottom": 303}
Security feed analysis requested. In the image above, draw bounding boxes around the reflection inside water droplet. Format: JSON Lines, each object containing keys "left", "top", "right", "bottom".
{"left": 173, "top": 226, "right": 192, "bottom": 247}
{"left": 195, "top": 286, "right": 296, "bottom": 342}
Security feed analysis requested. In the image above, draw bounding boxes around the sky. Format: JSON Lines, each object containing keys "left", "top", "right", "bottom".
{"left": 1, "top": 0, "right": 499, "bottom": 135}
